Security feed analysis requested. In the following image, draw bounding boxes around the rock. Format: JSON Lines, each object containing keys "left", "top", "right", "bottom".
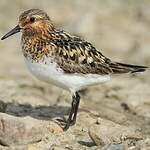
{"left": 48, "top": 122, "right": 63, "bottom": 134}
{"left": 27, "top": 144, "right": 40, "bottom": 150}
{"left": 0, "top": 113, "right": 45, "bottom": 146}
{"left": 88, "top": 118, "right": 143, "bottom": 147}
{"left": 0, "top": 145, "right": 28, "bottom": 150}
{"left": 49, "top": 145, "right": 68, "bottom": 150}
{"left": 97, "top": 144, "right": 125, "bottom": 150}
{"left": 137, "top": 138, "right": 150, "bottom": 150}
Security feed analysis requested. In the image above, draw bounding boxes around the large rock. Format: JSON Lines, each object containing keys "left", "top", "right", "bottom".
{"left": 0, "top": 113, "right": 45, "bottom": 146}
{"left": 88, "top": 118, "right": 143, "bottom": 147}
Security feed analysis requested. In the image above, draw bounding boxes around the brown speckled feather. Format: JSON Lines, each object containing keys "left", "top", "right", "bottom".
{"left": 43, "top": 30, "right": 147, "bottom": 75}
{"left": 20, "top": 9, "right": 147, "bottom": 75}
{"left": 49, "top": 30, "right": 113, "bottom": 74}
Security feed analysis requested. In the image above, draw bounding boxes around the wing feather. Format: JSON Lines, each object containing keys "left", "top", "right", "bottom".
{"left": 50, "top": 30, "right": 113, "bottom": 75}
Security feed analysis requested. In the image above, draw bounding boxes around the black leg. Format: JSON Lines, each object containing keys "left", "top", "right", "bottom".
{"left": 71, "top": 92, "right": 80, "bottom": 125}
{"left": 63, "top": 91, "right": 80, "bottom": 131}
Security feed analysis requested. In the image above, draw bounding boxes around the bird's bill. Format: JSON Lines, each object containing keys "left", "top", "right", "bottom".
{"left": 1, "top": 25, "right": 21, "bottom": 40}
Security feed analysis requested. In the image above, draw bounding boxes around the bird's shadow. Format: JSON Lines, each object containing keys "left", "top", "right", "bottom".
{"left": 0, "top": 100, "right": 69, "bottom": 121}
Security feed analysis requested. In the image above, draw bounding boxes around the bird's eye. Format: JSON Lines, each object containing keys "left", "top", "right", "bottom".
{"left": 30, "top": 17, "right": 35, "bottom": 23}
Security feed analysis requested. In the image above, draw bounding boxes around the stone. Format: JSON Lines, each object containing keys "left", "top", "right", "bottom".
{"left": 48, "top": 122, "right": 63, "bottom": 134}
{"left": 96, "top": 144, "right": 125, "bottom": 150}
{"left": 0, "top": 113, "right": 45, "bottom": 146}
{"left": 88, "top": 118, "right": 143, "bottom": 146}
{"left": 49, "top": 145, "right": 68, "bottom": 150}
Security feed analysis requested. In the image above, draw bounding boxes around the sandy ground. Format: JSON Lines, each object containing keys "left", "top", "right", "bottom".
{"left": 0, "top": 0, "right": 150, "bottom": 150}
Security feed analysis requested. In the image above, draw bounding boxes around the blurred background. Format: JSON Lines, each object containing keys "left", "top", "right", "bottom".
{"left": 0, "top": 0, "right": 150, "bottom": 149}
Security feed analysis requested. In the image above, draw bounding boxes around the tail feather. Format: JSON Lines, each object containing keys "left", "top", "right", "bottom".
{"left": 109, "top": 62, "right": 148, "bottom": 74}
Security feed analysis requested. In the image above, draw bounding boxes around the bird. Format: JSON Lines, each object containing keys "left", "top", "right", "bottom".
{"left": 1, "top": 9, "right": 148, "bottom": 130}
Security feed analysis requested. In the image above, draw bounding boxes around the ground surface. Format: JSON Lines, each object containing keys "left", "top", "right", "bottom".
{"left": 0, "top": 0, "right": 150, "bottom": 150}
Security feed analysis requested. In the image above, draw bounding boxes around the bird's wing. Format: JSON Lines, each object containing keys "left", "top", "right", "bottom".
{"left": 49, "top": 30, "right": 148, "bottom": 75}
{"left": 49, "top": 30, "right": 113, "bottom": 75}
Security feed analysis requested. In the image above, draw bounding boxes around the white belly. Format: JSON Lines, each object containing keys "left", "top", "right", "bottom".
{"left": 24, "top": 58, "right": 111, "bottom": 93}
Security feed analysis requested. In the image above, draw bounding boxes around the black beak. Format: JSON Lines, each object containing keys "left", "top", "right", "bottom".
{"left": 1, "top": 25, "right": 21, "bottom": 40}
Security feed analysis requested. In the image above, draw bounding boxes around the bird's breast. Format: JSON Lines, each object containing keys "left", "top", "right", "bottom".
{"left": 24, "top": 57, "right": 111, "bottom": 92}
{"left": 24, "top": 57, "right": 70, "bottom": 89}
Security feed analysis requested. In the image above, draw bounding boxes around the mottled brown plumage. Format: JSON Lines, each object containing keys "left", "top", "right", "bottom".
{"left": 19, "top": 9, "right": 147, "bottom": 75}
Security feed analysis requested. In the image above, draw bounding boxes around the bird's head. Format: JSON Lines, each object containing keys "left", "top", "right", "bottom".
{"left": 1, "top": 9, "right": 53, "bottom": 40}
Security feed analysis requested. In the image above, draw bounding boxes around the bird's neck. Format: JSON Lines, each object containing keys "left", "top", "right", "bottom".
{"left": 21, "top": 26, "right": 56, "bottom": 62}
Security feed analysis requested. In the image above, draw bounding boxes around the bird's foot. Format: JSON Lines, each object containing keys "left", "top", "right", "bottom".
{"left": 63, "top": 118, "right": 76, "bottom": 131}
{"left": 56, "top": 117, "right": 76, "bottom": 131}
